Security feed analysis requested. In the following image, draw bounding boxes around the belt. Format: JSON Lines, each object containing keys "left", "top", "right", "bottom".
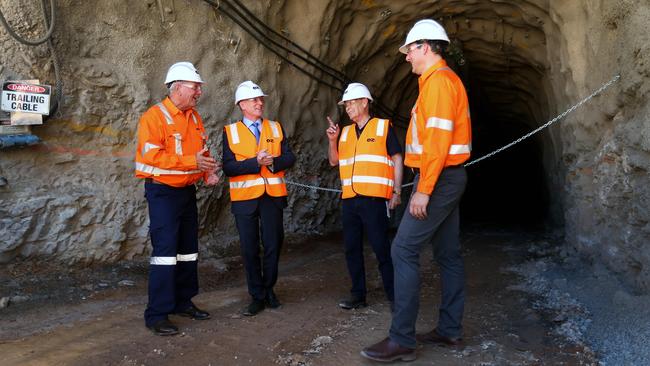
{"left": 144, "top": 178, "right": 165, "bottom": 185}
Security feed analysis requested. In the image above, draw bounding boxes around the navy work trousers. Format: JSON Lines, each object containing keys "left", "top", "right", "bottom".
{"left": 342, "top": 196, "right": 394, "bottom": 302}
{"left": 234, "top": 195, "right": 284, "bottom": 301}
{"left": 144, "top": 182, "right": 199, "bottom": 327}
{"left": 389, "top": 166, "right": 467, "bottom": 348}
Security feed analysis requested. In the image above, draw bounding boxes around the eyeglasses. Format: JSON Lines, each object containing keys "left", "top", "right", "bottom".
{"left": 406, "top": 43, "right": 424, "bottom": 55}
{"left": 178, "top": 82, "right": 202, "bottom": 92}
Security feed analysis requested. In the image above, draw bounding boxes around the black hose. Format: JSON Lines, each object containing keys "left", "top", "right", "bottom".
{"left": 207, "top": 1, "right": 343, "bottom": 91}
{"left": 0, "top": 0, "right": 63, "bottom": 116}
{"left": 204, "top": 0, "right": 409, "bottom": 127}
{"left": 208, "top": 0, "right": 347, "bottom": 86}
{"left": 0, "top": 0, "right": 54, "bottom": 46}
{"left": 228, "top": 0, "right": 346, "bottom": 79}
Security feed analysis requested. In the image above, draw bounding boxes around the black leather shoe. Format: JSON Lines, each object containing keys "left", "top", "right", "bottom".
{"left": 265, "top": 291, "right": 282, "bottom": 309}
{"left": 175, "top": 304, "right": 211, "bottom": 320}
{"left": 361, "top": 337, "right": 416, "bottom": 362}
{"left": 338, "top": 297, "right": 367, "bottom": 310}
{"left": 147, "top": 319, "right": 179, "bottom": 336}
{"left": 242, "top": 299, "right": 265, "bottom": 316}
{"left": 416, "top": 329, "right": 463, "bottom": 346}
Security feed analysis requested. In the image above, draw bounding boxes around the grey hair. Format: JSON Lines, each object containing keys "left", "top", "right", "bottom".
{"left": 167, "top": 82, "right": 177, "bottom": 95}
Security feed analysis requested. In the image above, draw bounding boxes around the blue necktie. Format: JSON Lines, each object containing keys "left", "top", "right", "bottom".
{"left": 252, "top": 121, "right": 260, "bottom": 143}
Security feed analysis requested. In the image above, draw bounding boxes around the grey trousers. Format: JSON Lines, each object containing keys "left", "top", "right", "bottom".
{"left": 389, "top": 166, "right": 467, "bottom": 348}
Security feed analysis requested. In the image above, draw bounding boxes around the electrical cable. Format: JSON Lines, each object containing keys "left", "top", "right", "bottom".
{"left": 0, "top": 0, "right": 54, "bottom": 46}
{"left": 203, "top": 0, "right": 410, "bottom": 127}
{"left": 0, "top": 0, "right": 63, "bottom": 116}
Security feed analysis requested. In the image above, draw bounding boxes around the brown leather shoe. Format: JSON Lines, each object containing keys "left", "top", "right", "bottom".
{"left": 360, "top": 337, "right": 416, "bottom": 362}
{"left": 416, "top": 329, "right": 463, "bottom": 346}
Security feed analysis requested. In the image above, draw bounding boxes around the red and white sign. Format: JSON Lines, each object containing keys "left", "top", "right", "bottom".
{"left": 1, "top": 81, "right": 51, "bottom": 115}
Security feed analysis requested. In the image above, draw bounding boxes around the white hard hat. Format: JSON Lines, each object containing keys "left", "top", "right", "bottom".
{"left": 235, "top": 80, "right": 267, "bottom": 104}
{"left": 164, "top": 62, "right": 203, "bottom": 84}
{"left": 338, "top": 83, "right": 373, "bottom": 105}
{"left": 399, "top": 19, "right": 450, "bottom": 54}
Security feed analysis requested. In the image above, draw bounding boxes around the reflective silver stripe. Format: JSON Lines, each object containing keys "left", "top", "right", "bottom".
{"left": 142, "top": 142, "right": 160, "bottom": 156}
{"left": 341, "top": 178, "right": 351, "bottom": 186}
{"left": 426, "top": 117, "right": 453, "bottom": 131}
{"left": 191, "top": 113, "right": 198, "bottom": 125}
{"left": 340, "top": 154, "right": 394, "bottom": 167}
{"left": 156, "top": 103, "right": 173, "bottom": 125}
{"left": 177, "top": 253, "right": 198, "bottom": 262}
{"left": 135, "top": 162, "right": 201, "bottom": 175}
{"left": 173, "top": 133, "right": 183, "bottom": 155}
{"left": 229, "top": 123, "right": 240, "bottom": 144}
{"left": 229, "top": 177, "right": 265, "bottom": 189}
{"left": 352, "top": 176, "right": 394, "bottom": 187}
{"left": 449, "top": 144, "right": 471, "bottom": 154}
{"left": 340, "top": 125, "right": 351, "bottom": 142}
{"left": 339, "top": 157, "right": 355, "bottom": 166}
{"left": 269, "top": 121, "right": 280, "bottom": 138}
{"left": 150, "top": 256, "right": 176, "bottom": 265}
{"left": 265, "top": 177, "right": 285, "bottom": 185}
{"left": 438, "top": 67, "right": 452, "bottom": 72}
{"left": 409, "top": 113, "right": 421, "bottom": 154}
{"left": 406, "top": 144, "right": 423, "bottom": 154}
{"left": 376, "top": 119, "right": 385, "bottom": 136}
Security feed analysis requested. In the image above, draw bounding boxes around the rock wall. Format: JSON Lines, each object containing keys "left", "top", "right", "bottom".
{"left": 0, "top": 0, "right": 648, "bottom": 292}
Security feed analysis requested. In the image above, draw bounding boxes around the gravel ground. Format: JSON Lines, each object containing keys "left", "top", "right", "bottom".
{"left": 505, "top": 237, "right": 650, "bottom": 365}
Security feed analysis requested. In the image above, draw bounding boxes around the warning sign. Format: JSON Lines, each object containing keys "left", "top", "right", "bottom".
{"left": 1, "top": 81, "right": 51, "bottom": 115}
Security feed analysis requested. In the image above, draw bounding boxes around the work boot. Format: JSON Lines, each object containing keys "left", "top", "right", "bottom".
{"left": 338, "top": 296, "right": 367, "bottom": 310}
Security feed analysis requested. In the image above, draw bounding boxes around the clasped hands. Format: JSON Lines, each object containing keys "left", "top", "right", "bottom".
{"left": 256, "top": 149, "right": 274, "bottom": 166}
{"left": 196, "top": 147, "right": 221, "bottom": 186}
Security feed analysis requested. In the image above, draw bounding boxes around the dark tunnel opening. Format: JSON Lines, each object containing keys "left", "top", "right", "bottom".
{"left": 370, "top": 59, "right": 554, "bottom": 230}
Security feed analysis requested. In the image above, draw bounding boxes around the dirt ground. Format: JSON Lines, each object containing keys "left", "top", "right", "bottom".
{"left": 0, "top": 229, "right": 597, "bottom": 366}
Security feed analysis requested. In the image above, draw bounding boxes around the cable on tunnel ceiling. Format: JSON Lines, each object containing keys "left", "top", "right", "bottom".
{"left": 202, "top": 0, "right": 410, "bottom": 127}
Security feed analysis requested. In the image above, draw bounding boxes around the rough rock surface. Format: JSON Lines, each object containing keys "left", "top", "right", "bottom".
{"left": 0, "top": 1, "right": 648, "bottom": 292}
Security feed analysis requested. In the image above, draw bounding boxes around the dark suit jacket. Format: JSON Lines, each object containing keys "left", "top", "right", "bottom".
{"left": 222, "top": 122, "right": 296, "bottom": 215}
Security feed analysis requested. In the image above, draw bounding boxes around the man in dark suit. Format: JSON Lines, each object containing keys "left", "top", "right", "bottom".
{"left": 222, "top": 80, "right": 296, "bottom": 316}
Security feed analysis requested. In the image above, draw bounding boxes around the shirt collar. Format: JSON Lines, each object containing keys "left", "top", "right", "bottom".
{"left": 163, "top": 97, "right": 195, "bottom": 118}
{"left": 419, "top": 59, "right": 448, "bottom": 88}
{"left": 242, "top": 117, "right": 262, "bottom": 128}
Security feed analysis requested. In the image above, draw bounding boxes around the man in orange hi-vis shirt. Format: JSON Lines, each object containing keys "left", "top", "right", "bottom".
{"left": 362, "top": 19, "right": 472, "bottom": 362}
{"left": 135, "top": 62, "right": 220, "bottom": 336}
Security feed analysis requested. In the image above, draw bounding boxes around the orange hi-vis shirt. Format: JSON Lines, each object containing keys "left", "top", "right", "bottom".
{"left": 405, "top": 59, "right": 472, "bottom": 194}
{"left": 135, "top": 97, "right": 207, "bottom": 187}
{"left": 338, "top": 118, "right": 395, "bottom": 199}
{"left": 224, "top": 119, "right": 288, "bottom": 201}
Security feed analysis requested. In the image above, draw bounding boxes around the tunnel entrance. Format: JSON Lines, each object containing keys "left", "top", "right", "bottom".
{"left": 346, "top": 14, "right": 561, "bottom": 230}
{"left": 365, "top": 57, "right": 555, "bottom": 229}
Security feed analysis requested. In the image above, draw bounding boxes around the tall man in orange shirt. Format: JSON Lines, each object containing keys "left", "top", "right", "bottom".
{"left": 362, "top": 19, "right": 472, "bottom": 362}
{"left": 135, "top": 62, "right": 220, "bottom": 336}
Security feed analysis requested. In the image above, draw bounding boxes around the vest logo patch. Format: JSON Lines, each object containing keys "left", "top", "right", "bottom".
{"left": 367, "top": 138, "right": 376, "bottom": 142}
{"left": 266, "top": 138, "right": 274, "bottom": 143}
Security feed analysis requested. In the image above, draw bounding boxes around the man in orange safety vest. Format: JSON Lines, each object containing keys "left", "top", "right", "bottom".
{"left": 326, "top": 82, "right": 403, "bottom": 311}
{"left": 223, "top": 81, "right": 295, "bottom": 317}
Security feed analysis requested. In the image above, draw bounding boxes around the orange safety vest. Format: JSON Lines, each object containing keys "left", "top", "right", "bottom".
{"left": 405, "top": 60, "right": 472, "bottom": 194}
{"left": 135, "top": 97, "right": 206, "bottom": 187}
{"left": 224, "top": 119, "right": 288, "bottom": 201}
{"left": 338, "top": 118, "right": 395, "bottom": 199}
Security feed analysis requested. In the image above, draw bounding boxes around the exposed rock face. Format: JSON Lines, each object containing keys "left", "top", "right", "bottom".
{"left": 0, "top": 1, "right": 648, "bottom": 291}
